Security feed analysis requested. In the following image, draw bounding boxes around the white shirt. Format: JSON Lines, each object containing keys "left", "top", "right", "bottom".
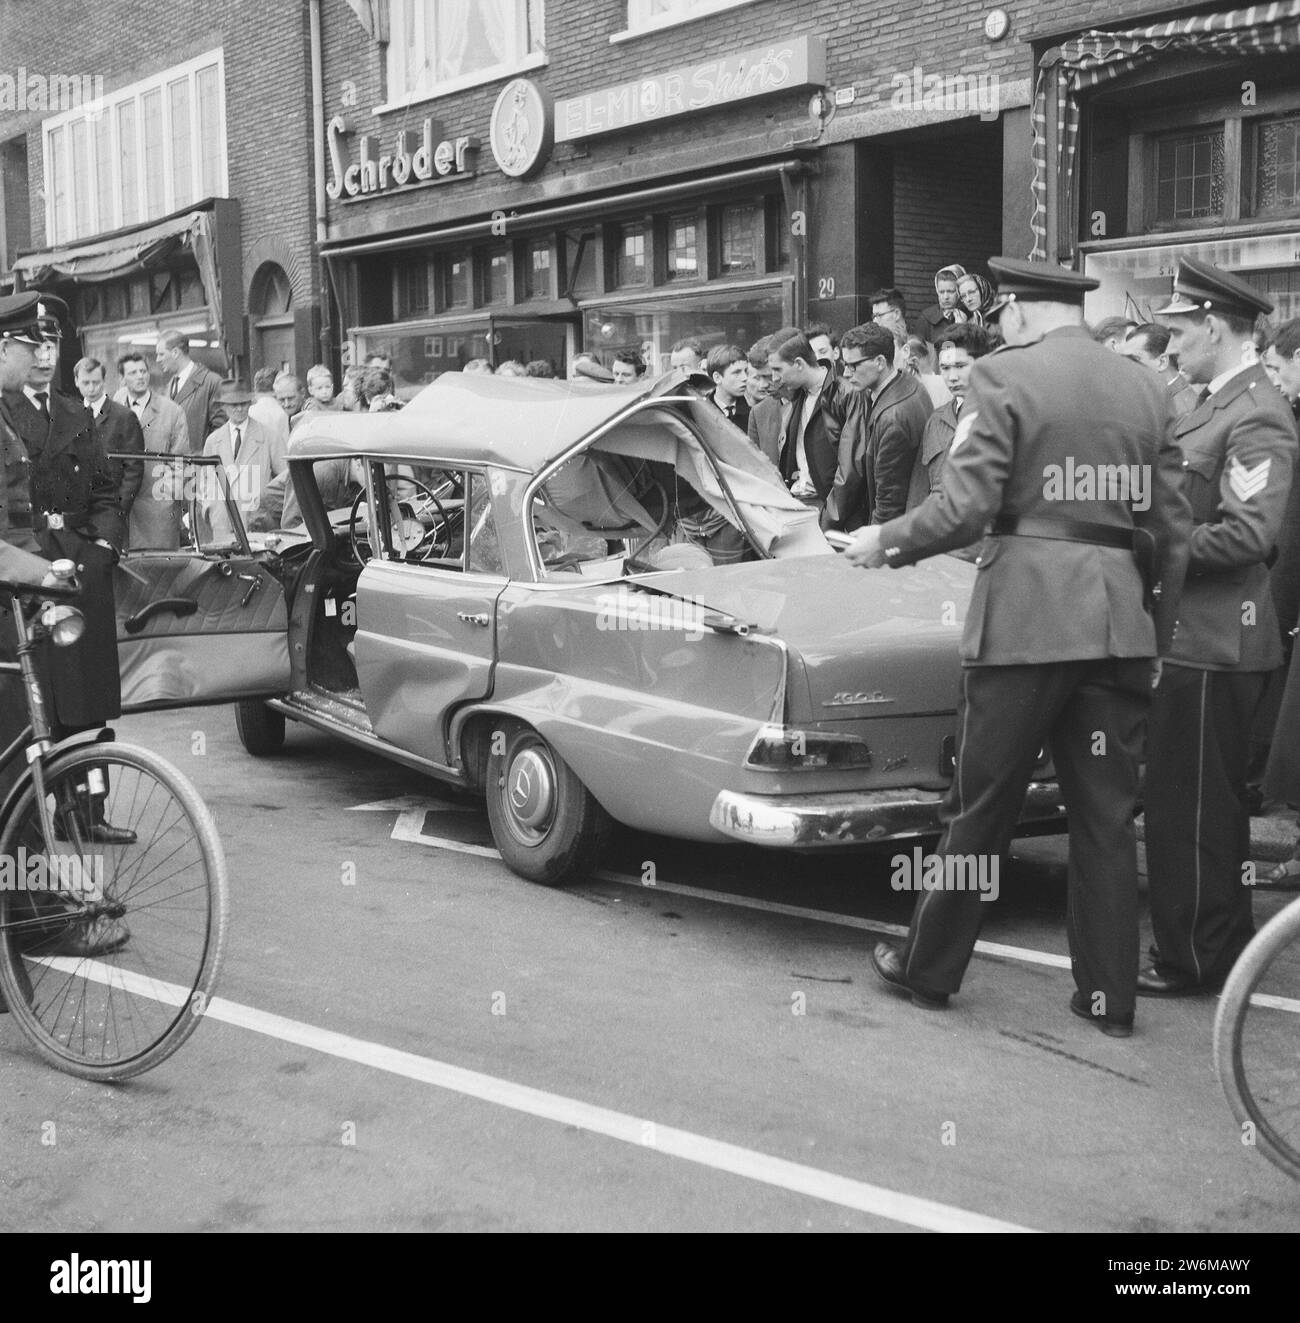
{"left": 87, "top": 395, "right": 107, "bottom": 419}
{"left": 1207, "top": 364, "right": 1250, "bottom": 396}
{"left": 174, "top": 361, "right": 195, "bottom": 392}
{"left": 23, "top": 384, "right": 51, "bottom": 411}
{"left": 128, "top": 391, "right": 151, "bottom": 415}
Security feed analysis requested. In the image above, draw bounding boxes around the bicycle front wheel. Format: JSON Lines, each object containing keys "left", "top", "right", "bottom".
{"left": 1212, "top": 896, "right": 1300, "bottom": 1181}
{"left": 0, "top": 742, "right": 228, "bottom": 1081}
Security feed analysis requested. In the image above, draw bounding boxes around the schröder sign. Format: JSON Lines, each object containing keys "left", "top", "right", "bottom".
{"left": 555, "top": 35, "right": 825, "bottom": 142}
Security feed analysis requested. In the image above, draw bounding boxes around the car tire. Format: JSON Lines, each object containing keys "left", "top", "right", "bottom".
{"left": 234, "top": 700, "right": 286, "bottom": 756}
{"left": 485, "top": 722, "right": 611, "bottom": 885}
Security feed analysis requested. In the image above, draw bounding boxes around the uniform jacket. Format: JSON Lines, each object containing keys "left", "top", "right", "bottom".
{"left": 830, "top": 369, "right": 933, "bottom": 529}
{"left": 202, "top": 416, "right": 288, "bottom": 540}
{"left": 1165, "top": 371, "right": 1200, "bottom": 418}
{"left": 89, "top": 396, "right": 144, "bottom": 548}
{"left": 170, "top": 361, "right": 226, "bottom": 454}
{"left": 1166, "top": 364, "right": 1298, "bottom": 671}
{"left": 747, "top": 395, "right": 786, "bottom": 467}
{"left": 114, "top": 389, "right": 190, "bottom": 550}
{"left": 1, "top": 386, "right": 121, "bottom": 726}
{"left": 876, "top": 325, "right": 1193, "bottom": 666}
{"left": 780, "top": 370, "right": 859, "bottom": 509}
{"left": 0, "top": 409, "right": 51, "bottom": 585}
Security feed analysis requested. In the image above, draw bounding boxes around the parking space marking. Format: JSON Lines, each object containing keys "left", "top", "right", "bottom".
{"left": 50, "top": 958, "right": 1032, "bottom": 1233}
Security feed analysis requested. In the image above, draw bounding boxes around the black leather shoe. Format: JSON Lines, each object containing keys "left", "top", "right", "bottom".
{"left": 44, "top": 914, "right": 130, "bottom": 959}
{"left": 870, "top": 942, "right": 949, "bottom": 1010}
{"left": 1069, "top": 991, "right": 1134, "bottom": 1038}
{"left": 1136, "top": 965, "right": 1222, "bottom": 997}
{"left": 54, "top": 819, "right": 137, "bottom": 846}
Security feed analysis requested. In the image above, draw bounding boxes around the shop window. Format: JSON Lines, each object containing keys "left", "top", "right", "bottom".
{"left": 613, "top": 223, "right": 648, "bottom": 287}
{"left": 767, "top": 195, "right": 790, "bottom": 271}
{"left": 129, "top": 278, "right": 150, "bottom": 316}
{"left": 522, "top": 237, "right": 553, "bottom": 300}
{"left": 151, "top": 271, "right": 173, "bottom": 313}
{"left": 43, "top": 50, "right": 226, "bottom": 244}
{"left": 79, "top": 287, "right": 102, "bottom": 325}
{"left": 386, "top": 0, "right": 545, "bottom": 104}
{"left": 1155, "top": 129, "right": 1225, "bottom": 223}
{"left": 479, "top": 246, "right": 510, "bottom": 305}
{"left": 104, "top": 283, "right": 128, "bottom": 322}
{"left": 666, "top": 215, "right": 699, "bottom": 282}
{"left": 177, "top": 268, "right": 206, "bottom": 309}
{"left": 439, "top": 252, "right": 470, "bottom": 309}
{"left": 397, "top": 258, "right": 433, "bottom": 319}
{"left": 1255, "top": 115, "right": 1300, "bottom": 214}
{"left": 719, "top": 203, "right": 760, "bottom": 275}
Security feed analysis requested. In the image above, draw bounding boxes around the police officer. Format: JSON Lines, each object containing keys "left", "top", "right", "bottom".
{"left": 1139, "top": 260, "right": 1299, "bottom": 995}
{"left": 846, "top": 257, "right": 1192, "bottom": 1037}
{"left": 0, "top": 292, "right": 127, "bottom": 975}
{"left": 0, "top": 296, "right": 127, "bottom": 815}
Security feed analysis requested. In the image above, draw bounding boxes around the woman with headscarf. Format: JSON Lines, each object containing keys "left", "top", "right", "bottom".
{"left": 913, "top": 263, "right": 970, "bottom": 345}
{"left": 957, "top": 272, "right": 995, "bottom": 326}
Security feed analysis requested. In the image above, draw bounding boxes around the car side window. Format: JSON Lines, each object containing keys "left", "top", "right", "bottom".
{"left": 368, "top": 463, "right": 477, "bottom": 570}
{"left": 466, "top": 472, "right": 503, "bottom": 576}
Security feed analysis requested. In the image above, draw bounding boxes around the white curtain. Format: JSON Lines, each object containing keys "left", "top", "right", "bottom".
{"left": 436, "top": 0, "right": 472, "bottom": 81}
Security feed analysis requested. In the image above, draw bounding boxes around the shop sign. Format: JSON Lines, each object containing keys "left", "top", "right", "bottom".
{"left": 490, "top": 78, "right": 553, "bottom": 178}
{"left": 325, "top": 114, "right": 478, "bottom": 199}
{"left": 555, "top": 35, "right": 825, "bottom": 142}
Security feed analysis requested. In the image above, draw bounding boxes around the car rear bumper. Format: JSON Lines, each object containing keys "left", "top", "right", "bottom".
{"left": 708, "top": 781, "right": 1067, "bottom": 849}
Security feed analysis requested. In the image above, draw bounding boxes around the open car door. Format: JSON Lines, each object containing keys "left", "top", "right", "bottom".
{"left": 111, "top": 452, "right": 292, "bottom": 712}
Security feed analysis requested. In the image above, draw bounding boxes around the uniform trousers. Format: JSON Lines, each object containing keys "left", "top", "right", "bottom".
{"left": 1144, "top": 664, "right": 1267, "bottom": 984}
{"left": 900, "top": 658, "right": 1151, "bottom": 1017}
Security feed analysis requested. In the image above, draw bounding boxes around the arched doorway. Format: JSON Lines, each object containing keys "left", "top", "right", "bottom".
{"left": 249, "top": 262, "right": 295, "bottom": 376}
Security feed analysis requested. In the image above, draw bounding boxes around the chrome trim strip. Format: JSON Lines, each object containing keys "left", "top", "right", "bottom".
{"left": 708, "top": 781, "right": 1067, "bottom": 849}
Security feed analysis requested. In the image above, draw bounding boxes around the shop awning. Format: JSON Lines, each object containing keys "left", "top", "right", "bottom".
{"left": 12, "top": 208, "right": 215, "bottom": 284}
{"left": 1030, "top": 1, "right": 1300, "bottom": 261}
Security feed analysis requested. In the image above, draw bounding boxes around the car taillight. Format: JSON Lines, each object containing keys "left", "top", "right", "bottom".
{"left": 745, "top": 724, "right": 873, "bottom": 771}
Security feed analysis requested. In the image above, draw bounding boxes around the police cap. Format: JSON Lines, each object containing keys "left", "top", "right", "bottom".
{"left": 984, "top": 257, "right": 1099, "bottom": 317}
{"left": 0, "top": 291, "right": 66, "bottom": 344}
{"left": 1153, "top": 257, "right": 1273, "bottom": 320}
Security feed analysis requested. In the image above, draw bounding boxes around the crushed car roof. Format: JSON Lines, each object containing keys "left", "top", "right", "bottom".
{"left": 288, "top": 371, "right": 664, "bottom": 470}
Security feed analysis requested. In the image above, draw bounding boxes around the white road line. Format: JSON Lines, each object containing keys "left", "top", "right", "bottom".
{"left": 593, "top": 872, "right": 1073, "bottom": 970}
{"left": 47, "top": 959, "right": 1031, "bottom": 1233}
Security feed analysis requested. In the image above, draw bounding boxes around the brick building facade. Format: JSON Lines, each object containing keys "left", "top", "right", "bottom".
{"left": 0, "top": 0, "right": 320, "bottom": 388}
{"left": 6, "top": 0, "right": 1300, "bottom": 391}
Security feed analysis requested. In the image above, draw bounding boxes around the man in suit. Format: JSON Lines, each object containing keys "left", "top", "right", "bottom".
{"left": 115, "top": 351, "right": 189, "bottom": 550}
{"left": 766, "top": 326, "right": 860, "bottom": 520}
{"left": 202, "top": 378, "right": 288, "bottom": 542}
{"left": 847, "top": 256, "right": 1193, "bottom": 1037}
{"left": 156, "top": 330, "right": 224, "bottom": 455}
{"left": 830, "top": 322, "right": 933, "bottom": 528}
{"left": 75, "top": 355, "right": 142, "bottom": 549}
{"left": 906, "top": 321, "right": 990, "bottom": 512}
{"left": 249, "top": 366, "right": 290, "bottom": 455}
{"left": 704, "top": 344, "right": 751, "bottom": 434}
{"left": 1139, "top": 260, "right": 1300, "bottom": 996}
{"left": 1121, "top": 323, "right": 1200, "bottom": 416}
{"left": 746, "top": 336, "right": 787, "bottom": 467}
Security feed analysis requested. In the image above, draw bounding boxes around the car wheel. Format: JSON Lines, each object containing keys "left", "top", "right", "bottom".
{"left": 234, "top": 700, "right": 286, "bottom": 756}
{"left": 485, "top": 722, "right": 611, "bottom": 884}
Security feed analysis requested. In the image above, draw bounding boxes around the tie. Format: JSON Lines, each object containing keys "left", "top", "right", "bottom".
{"left": 34, "top": 391, "right": 49, "bottom": 419}
{"left": 169, "top": 377, "right": 179, "bottom": 399}
{"left": 1197, "top": 386, "right": 1212, "bottom": 406}
{"left": 231, "top": 426, "right": 243, "bottom": 462}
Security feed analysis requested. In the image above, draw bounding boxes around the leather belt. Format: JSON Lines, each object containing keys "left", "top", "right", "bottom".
{"left": 992, "top": 514, "right": 1133, "bottom": 550}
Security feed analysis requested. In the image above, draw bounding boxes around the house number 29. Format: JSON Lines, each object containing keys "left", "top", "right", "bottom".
{"left": 818, "top": 276, "right": 836, "bottom": 299}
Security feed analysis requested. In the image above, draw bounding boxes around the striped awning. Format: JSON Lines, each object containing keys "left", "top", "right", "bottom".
{"left": 1030, "top": 1, "right": 1300, "bottom": 261}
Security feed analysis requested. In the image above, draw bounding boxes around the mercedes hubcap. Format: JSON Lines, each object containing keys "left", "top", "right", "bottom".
{"left": 505, "top": 746, "right": 555, "bottom": 834}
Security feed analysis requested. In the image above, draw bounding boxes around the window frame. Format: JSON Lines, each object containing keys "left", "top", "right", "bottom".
{"left": 378, "top": 0, "right": 547, "bottom": 112}
{"left": 613, "top": 0, "right": 760, "bottom": 44}
{"left": 42, "top": 48, "right": 226, "bottom": 246}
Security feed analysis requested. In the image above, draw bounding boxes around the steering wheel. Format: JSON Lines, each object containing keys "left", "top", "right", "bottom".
{"left": 346, "top": 477, "right": 452, "bottom": 566}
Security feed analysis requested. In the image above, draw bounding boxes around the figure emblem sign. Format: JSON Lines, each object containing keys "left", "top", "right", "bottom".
{"left": 490, "top": 78, "right": 553, "bottom": 179}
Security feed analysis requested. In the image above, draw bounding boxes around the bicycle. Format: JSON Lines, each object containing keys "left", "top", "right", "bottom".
{"left": 0, "top": 566, "right": 228, "bottom": 1081}
{"left": 1213, "top": 893, "right": 1300, "bottom": 1180}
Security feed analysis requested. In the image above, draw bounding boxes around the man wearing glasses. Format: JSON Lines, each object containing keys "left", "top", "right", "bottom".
{"left": 827, "top": 323, "right": 933, "bottom": 529}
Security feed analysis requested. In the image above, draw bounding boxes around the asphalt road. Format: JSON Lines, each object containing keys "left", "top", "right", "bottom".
{"left": 1, "top": 706, "right": 1297, "bottom": 1234}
